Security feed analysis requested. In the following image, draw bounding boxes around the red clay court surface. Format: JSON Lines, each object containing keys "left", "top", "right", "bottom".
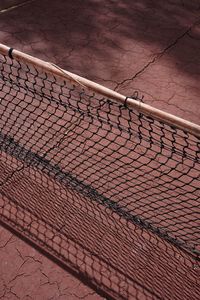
{"left": 0, "top": 0, "right": 200, "bottom": 299}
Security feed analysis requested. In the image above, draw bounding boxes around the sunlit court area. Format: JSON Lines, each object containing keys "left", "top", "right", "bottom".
{"left": 0, "top": 1, "right": 200, "bottom": 299}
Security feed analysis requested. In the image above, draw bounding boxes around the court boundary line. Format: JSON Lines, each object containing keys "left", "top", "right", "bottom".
{"left": 0, "top": 0, "right": 36, "bottom": 14}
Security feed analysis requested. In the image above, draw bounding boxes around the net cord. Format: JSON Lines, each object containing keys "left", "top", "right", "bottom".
{"left": 0, "top": 43, "right": 200, "bottom": 138}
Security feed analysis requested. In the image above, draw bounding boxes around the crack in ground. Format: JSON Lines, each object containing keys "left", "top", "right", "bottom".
{"left": 0, "top": 274, "right": 30, "bottom": 300}
{"left": 0, "top": 0, "right": 37, "bottom": 14}
{"left": 24, "top": 255, "right": 43, "bottom": 264}
{"left": 0, "top": 163, "right": 28, "bottom": 189}
{"left": 15, "top": 247, "right": 24, "bottom": 260}
{"left": 114, "top": 18, "right": 200, "bottom": 92}
{"left": 0, "top": 234, "right": 13, "bottom": 248}
{"left": 39, "top": 270, "right": 69, "bottom": 299}
{"left": 6, "top": 288, "right": 20, "bottom": 300}
{"left": 40, "top": 271, "right": 61, "bottom": 289}
{"left": 8, "top": 273, "right": 29, "bottom": 285}
{"left": 4, "top": 273, "right": 32, "bottom": 299}
{"left": 18, "top": 257, "right": 42, "bottom": 271}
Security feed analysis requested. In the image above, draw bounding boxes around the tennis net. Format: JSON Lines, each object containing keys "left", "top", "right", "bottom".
{"left": 0, "top": 44, "right": 200, "bottom": 299}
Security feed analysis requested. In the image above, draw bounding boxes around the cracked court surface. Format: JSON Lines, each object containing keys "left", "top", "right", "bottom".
{"left": 0, "top": 0, "right": 200, "bottom": 299}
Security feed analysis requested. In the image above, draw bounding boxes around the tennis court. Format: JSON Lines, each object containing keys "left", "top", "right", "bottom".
{"left": 0, "top": 1, "right": 200, "bottom": 299}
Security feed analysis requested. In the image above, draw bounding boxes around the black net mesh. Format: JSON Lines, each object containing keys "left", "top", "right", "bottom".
{"left": 0, "top": 52, "right": 200, "bottom": 299}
